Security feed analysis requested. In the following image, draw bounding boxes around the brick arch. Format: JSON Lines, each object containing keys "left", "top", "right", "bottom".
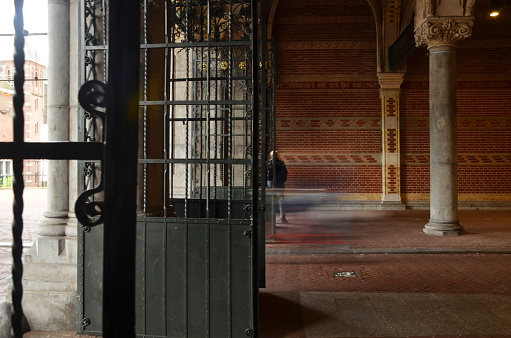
{"left": 268, "top": 0, "right": 384, "bottom": 196}
{"left": 266, "top": 0, "right": 384, "bottom": 72}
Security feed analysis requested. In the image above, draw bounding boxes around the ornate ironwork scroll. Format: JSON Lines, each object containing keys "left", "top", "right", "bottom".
{"left": 76, "top": 80, "right": 107, "bottom": 230}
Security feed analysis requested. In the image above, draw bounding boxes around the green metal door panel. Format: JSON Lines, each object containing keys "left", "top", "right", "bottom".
{"left": 145, "top": 222, "right": 167, "bottom": 336}
{"left": 79, "top": 224, "right": 103, "bottom": 334}
{"left": 135, "top": 221, "right": 147, "bottom": 335}
{"left": 231, "top": 224, "right": 254, "bottom": 336}
{"left": 209, "top": 223, "right": 232, "bottom": 337}
{"left": 166, "top": 222, "right": 187, "bottom": 337}
{"left": 187, "top": 222, "right": 209, "bottom": 337}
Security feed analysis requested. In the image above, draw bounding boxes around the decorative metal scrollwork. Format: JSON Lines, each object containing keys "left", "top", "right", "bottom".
{"left": 78, "top": 80, "right": 107, "bottom": 122}
{"left": 245, "top": 169, "right": 252, "bottom": 179}
{"left": 84, "top": 162, "right": 94, "bottom": 177}
{"left": 245, "top": 146, "right": 252, "bottom": 156}
{"left": 170, "top": 1, "right": 252, "bottom": 43}
{"left": 76, "top": 79, "right": 107, "bottom": 229}
{"left": 75, "top": 185, "right": 104, "bottom": 229}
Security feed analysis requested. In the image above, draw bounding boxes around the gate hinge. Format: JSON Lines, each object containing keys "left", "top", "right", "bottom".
{"left": 82, "top": 317, "right": 91, "bottom": 327}
{"left": 243, "top": 230, "right": 252, "bottom": 238}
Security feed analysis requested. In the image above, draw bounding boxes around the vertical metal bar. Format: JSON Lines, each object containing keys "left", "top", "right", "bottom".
{"left": 11, "top": 1, "right": 25, "bottom": 337}
{"left": 184, "top": 0, "right": 190, "bottom": 216}
{"left": 250, "top": 0, "right": 260, "bottom": 336}
{"left": 206, "top": 1, "right": 212, "bottom": 219}
{"left": 271, "top": 38, "right": 277, "bottom": 166}
{"left": 169, "top": 1, "right": 175, "bottom": 203}
{"left": 142, "top": 1, "right": 149, "bottom": 217}
{"left": 206, "top": 3, "right": 212, "bottom": 335}
{"left": 259, "top": 0, "right": 268, "bottom": 289}
{"left": 163, "top": 2, "right": 169, "bottom": 334}
{"left": 227, "top": 1, "right": 233, "bottom": 219}
{"left": 102, "top": 0, "right": 140, "bottom": 336}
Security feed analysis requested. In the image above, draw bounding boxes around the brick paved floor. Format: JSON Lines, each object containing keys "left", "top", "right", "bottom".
{"left": 266, "top": 209, "right": 511, "bottom": 249}
{"left": 0, "top": 190, "right": 509, "bottom": 337}
{"left": 261, "top": 253, "right": 511, "bottom": 338}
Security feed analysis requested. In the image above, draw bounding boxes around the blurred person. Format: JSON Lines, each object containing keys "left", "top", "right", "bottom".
{"left": 267, "top": 150, "right": 288, "bottom": 224}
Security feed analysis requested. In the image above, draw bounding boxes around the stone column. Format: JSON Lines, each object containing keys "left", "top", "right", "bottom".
{"left": 37, "top": 0, "right": 70, "bottom": 237}
{"left": 22, "top": 0, "right": 76, "bottom": 331}
{"left": 378, "top": 73, "right": 406, "bottom": 209}
{"left": 415, "top": 17, "right": 473, "bottom": 236}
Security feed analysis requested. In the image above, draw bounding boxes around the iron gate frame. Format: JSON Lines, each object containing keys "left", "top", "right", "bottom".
{"left": 78, "top": 0, "right": 266, "bottom": 337}
{"left": 4, "top": 0, "right": 140, "bottom": 337}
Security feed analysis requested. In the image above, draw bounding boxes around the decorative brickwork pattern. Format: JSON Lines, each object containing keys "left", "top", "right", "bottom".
{"left": 277, "top": 82, "right": 380, "bottom": 90}
{"left": 404, "top": 154, "right": 511, "bottom": 165}
{"left": 281, "top": 154, "right": 380, "bottom": 165}
{"left": 275, "top": 16, "right": 375, "bottom": 25}
{"left": 385, "top": 165, "right": 399, "bottom": 193}
{"left": 277, "top": 118, "right": 380, "bottom": 130}
{"left": 272, "top": 0, "right": 380, "bottom": 195}
{"left": 385, "top": 129, "right": 398, "bottom": 152}
{"left": 384, "top": 97, "right": 397, "bottom": 117}
{"left": 277, "top": 42, "right": 376, "bottom": 50}
{"left": 384, "top": 0, "right": 401, "bottom": 23}
{"left": 381, "top": 97, "right": 402, "bottom": 198}
{"left": 271, "top": 0, "right": 511, "bottom": 203}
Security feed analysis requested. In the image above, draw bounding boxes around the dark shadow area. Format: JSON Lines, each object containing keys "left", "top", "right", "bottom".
{"left": 259, "top": 291, "right": 327, "bottom": 338}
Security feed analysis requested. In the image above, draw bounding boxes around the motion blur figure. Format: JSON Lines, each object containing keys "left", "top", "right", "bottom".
{"left": 267, "top": 150, "right": 288, "bottom": 223}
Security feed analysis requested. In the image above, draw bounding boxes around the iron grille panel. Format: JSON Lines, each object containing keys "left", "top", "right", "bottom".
{"left": 79, "top": 0, "right": 262, "bottom": 336}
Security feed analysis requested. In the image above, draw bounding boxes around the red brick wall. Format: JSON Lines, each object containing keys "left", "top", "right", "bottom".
{"left": 0, "top": 92, "right": 13, "bottom": 142}
{"left": 401, "top": 0, "right": 511, "bottom": 200}
{"left": 272, "top": 0, "right": 380, "bottom": 194}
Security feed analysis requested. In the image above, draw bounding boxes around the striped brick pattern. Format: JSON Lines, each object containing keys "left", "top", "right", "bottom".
{"left": 382, "top": 97, "right": 402, "bottom": 197}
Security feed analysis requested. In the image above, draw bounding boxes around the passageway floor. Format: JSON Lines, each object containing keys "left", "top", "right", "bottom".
{"left": 0, "top": 190, "right": 509, "bottom": 337}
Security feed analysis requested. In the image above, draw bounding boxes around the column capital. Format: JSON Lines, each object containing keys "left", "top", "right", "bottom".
{"left": 377, "top": 72, "right": 405, "bottom": 88}
{"left": 414, "top": 17, "right": 474, "bottom": 48}
{"left": 378, "top": 73, "right": 405, "bottom": 98}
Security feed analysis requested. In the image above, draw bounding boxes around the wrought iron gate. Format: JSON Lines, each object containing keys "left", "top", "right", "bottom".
{"left": 78, "top": 0, "right": 265, "bottom": 336}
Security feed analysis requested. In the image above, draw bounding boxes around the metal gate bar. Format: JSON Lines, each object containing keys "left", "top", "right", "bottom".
{"left": 7, "top": 2, "right": 104, "bottom": 337}
{"left": 101, "top": 0, "right": 141, "bottom": 336}
{"left": 6, "top": 1, "right": 141, "bottom": 336}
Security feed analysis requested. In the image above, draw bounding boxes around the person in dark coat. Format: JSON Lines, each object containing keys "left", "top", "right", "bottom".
{"left": 267, "top": 150, "right": 288, "bottom": 223}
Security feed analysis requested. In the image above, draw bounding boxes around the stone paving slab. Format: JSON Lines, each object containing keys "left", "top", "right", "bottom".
{"left": 260, "top": 291, "right": 511, "bottom": 338}
{"left": 298, "top": 293, "right": 511, "bottom": 337}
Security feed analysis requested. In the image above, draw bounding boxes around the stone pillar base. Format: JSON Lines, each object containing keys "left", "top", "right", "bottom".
{"left": 423, "top": 221, "right": 464, "bottom": 236}
{"left": 380, "top": 201, "right": 406, "bottom": 210}
{"left": 22, "top": 237, "right": 77, "bottom": 331}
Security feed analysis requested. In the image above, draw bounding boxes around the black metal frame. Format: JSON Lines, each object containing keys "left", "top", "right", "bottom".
{"left": 78, "top": 0, "right": 262, "bottom": 336}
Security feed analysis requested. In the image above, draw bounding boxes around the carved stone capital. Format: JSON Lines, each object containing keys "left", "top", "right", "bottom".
{"left": 378, "top": 73, "right": 405, "bottom": 98}
{"left": 414, "top": 17, "right": 473, "bottom": 48}
{"left": 378, "top": 73, "right": 405, "bottom": 89}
